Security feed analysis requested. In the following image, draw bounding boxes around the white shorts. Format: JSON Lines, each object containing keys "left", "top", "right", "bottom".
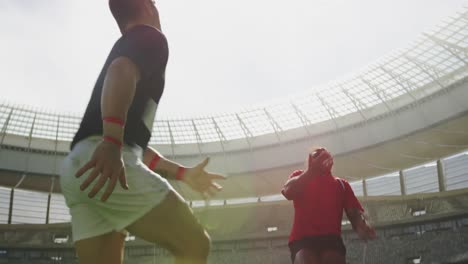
{"left": 60, "top": 136, "right": 173, "bottom": 242}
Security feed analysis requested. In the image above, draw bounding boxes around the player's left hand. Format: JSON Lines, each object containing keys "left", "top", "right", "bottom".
{"left": 356, "top": 222, "right": 377, "bottom": 241}
{"left": 183, "top": 158, "right": 226, "bottom": 198}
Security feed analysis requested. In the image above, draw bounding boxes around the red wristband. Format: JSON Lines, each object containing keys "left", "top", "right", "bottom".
{"left": 103, "top": 117, "right": 125, "bottom": 127}
{"left": 176, "top": 167, "right": 186, "bottom": 181}
{"left": 148, "top": 153, "right": 161, "bottom": 170}
{"left": 103, "top": 136, "right": 122, "bottom": 148}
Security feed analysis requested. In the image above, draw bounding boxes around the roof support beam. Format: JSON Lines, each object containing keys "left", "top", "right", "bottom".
{"left": 362, "top": 179, "right": 368, "bottom": 197}
{"left": 404, "top": 55, "right": 446, "bottom": 89}
{"left": 7, "top": 188, "right": 14, "bottom": 224}
{"left": 291, "top": 103, "right": 312, "bottom": 136}
{"left": 437, "top": 159, "right": 446, "bottom": 192}
{"left": 211, "top": 118, "right": 227, "bottom": 142}
{"left": 211, "top": 117, "right": 227, "bottom": 152}
{"left": 340, "top": 88, "right": 368, "bottom": 121}
{"left": 46, "top": 177, "right": 55, "bottom": 224}
{"left": 23, "top": 113, "right": 37, "bottom": 176}
{"left": 316, "top": 93, "right": 340, "bottom": 129}
{"left": 0, "top": 108, "right": 13, "bottom": 148}
{"left": 167, "top": 121, "right": 176, "bottom": 158}
{"left": 263, "top": 108, "right": 282, "bottom": 142}
{"left": 191, "top": 120, "right": 203, "bottom": 154}
{"left": 236, "top": 114, "right": 253, "bottom": 148}
{"left": 211, "top": 117, "right": 229, "bottom": 172}
{"left": 361, "top": 78, "right": 392, "bottom": 112}
{"left": 54, "top": 117, "right": 60, "bottom": 175}
{"left": 399, "top": 170, "right": 406, "bottom": 196}
{"left": 423, "top": 33, "right": 468, "bottom": 65}
{"left": 380, "top": 66, "right": 418, "bottom": 101}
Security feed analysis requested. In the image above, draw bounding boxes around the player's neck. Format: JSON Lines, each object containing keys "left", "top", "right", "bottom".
{"left": 122, "top": 20, "right": 161, "bottom": 34}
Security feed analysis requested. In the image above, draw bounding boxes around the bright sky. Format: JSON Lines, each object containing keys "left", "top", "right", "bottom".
{"left": 1, "top": 0, "right": 466, "bottom": 118}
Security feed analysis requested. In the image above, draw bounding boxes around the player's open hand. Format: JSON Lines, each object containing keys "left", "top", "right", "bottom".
{"left": 183, "top": 158, "right": 226, "bottom": 198}
{"left": 75, "top": 140, "right": 128, "bottom": 202}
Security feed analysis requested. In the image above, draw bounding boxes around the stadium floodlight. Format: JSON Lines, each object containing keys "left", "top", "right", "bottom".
{"left": 125, "top": 235, "right": 136, "bottom": 242}
{"left": 267, "top": 226, "right": 278, "bottom": 232}
{"left": 53, "top": 235, "right": 69, "bottom": 244}
{"left": 411, "top": 208, "right": 427, "bottom": 217}
{"left": 407, "top": 256, "right": 422, "bottom": 264}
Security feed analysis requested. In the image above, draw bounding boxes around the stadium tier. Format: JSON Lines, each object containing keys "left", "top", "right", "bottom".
{"left": 1, "top": 190, "right": 468, "bottom": 263}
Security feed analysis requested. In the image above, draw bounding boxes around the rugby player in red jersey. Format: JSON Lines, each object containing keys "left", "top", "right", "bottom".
{"left": 282, "top": 148, "right": 376, "bottom": 264}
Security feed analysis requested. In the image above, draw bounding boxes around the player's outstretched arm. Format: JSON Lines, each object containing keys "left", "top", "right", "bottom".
{"left": 345, "top": 208, "right": 377, "bottom": 241}
{"left": 281, "top": 170, "right": 312, "bottom": 200}
{"left": 143, "top": 146, "right": 225, "bottom": 198}
{"left": 281, "top": 150, "right": 331, "bottom": 200}
{"left": 76, "top": 57, "right": 141, "bottom": 202}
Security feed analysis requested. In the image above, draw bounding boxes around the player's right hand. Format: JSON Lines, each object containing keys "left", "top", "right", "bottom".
{"left": 75, "top": 140, "right": 128, "bottom": 202}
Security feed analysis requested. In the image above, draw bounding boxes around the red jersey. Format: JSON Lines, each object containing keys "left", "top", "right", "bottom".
{"left": 287, "top": 170, "right": 363, "bottom": 243}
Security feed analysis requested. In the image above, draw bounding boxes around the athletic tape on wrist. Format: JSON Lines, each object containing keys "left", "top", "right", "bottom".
{"left": 103, "top": 136, "right": 123, "bottom": 148}
{"left": 176, "top": 167, "right": 186, "bottom": 181}
{"left": 103, "top": 117, "right": 125, "bottom": 127}
{"left": 149, "top": 153, "right": 161, "bottom": 170}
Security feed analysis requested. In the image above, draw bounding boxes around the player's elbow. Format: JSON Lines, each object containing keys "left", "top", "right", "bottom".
{"left": 281, "top": 188, "right": 295, "bottom": 200}
{"left": 108, "top": 57, "right": 141, "bottom": 83}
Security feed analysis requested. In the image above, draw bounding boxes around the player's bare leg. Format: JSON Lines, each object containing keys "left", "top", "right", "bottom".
{"left": 126, "top": 191, "right": 210, "bottom": 264}
{"left": 75, "top": 231, "right": 125, "bottom": 264}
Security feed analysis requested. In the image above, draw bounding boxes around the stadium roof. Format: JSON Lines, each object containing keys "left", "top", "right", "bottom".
{"left": 1, "top": 9, "right": 467, "bottom": 147}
